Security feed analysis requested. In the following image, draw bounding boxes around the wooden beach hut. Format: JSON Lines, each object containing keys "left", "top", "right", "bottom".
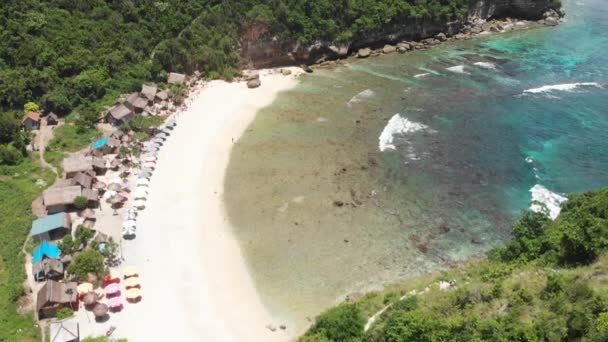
{"left": 63, "top": 155, "right": 93, "bottom": 178}
{"left": 49, "top": 318, "right": 79, "bottom": 342}
{"left": 42, "top": 186, "right": 82, "bottom": 214}
{"left": 31, "top": 212, "right": 71, "bottom": 241}
{"left": 36, "top": 280, "right": 78, "bottom": 319}
{"left": 22, "top": 111, "right": 41, "bottom": 130}
{"left": 106, "top": 104, "right": 134, "bottom": 125}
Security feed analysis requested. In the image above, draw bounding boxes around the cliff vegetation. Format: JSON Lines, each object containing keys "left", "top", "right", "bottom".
{"left": 302, "top": 188, "right": 608, "bottom": 341}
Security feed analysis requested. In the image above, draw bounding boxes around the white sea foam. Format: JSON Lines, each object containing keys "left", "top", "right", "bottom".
{"left": 529, "top": 184, "right": 567, "bottom": 220}
{"left": 378, "top": 114, "right": 429, "bottom": 152}
{"left": 446, "top": 65, "right": 469, "bottom": 74}
{"left": 414, "top": 73, "right": 430, "bottom": 78}
{"left": 525, "top": 156, "right": 534, "bottom": 164}
{"left": 474, "top": 62, "right": 497, "bottom": 70}
{"left": 523, "top": 82, "right": 602, "bottom": 94}
{"left": 347, "top": 89, "right": 376, "bottom": 107}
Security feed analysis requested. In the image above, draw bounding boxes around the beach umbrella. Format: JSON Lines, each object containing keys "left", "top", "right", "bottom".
{"left": 80, "top": 208, "right": 95, "bottom": 219}
{"left": 126, "top": 208, "right": 138, "bottom": 216}
{"left": 92, "top": 181, "right": 106, "bottom": 190}
{"left": 122, "top": 226, "right": 136, "bottom": 236}
{"left": 110, "top": 196, "right": 124, "bottom": 205}
{"left": 125, "top": 277, "right": 141, "bottom": 288}
{"left": 161, "top": 128, "right": 172, "bottom": 135}
{"left": 166, "top": 119, "right": 176, "bottom": 127}
{"left": 126, "top": 288, "right": 142, "bottom": 301}
{"left": 124, "top": 266, "right": 138, "bottom": 278}
{"left": 138, "top": 172, "right": 152, "bottom": 179}
{"left": 93, "top": 303, "right": 109, "bottom": 317}
{"left": 102, "top": 190, "right": 117, "bottom": 199}
{"left": 136, "top": 178, "right": 150, "bottom": 186}
{"left": 142, "top": 162, "right": 156, "bottom": 169}
{"left": 133, "top": 189, "right": 148, "bottom": 199}
{"left": 82, "top": 219, "right": 95, "bottom": 229}
{"left": 142, "top": 151, "right": 158, "bottom": 157}
{"left": 155, "top": 133, "right": 167, "bottom": 140}
{"left": 104, "top": 270, "right": 120, "bottom": 283}
{"left": 108, "top": 183, "right": 122, "bottom": 191}
{"left": 123, "top": 220, "right": 136, "bottom": 228}
{"left": 108, "top": 297, "right": 123, "bottom": 310}
{"left": 140, "top": 167, "right": 153, "bottom": 174}
{"left": 77, "top": 283, "right": 94, "bottom": 296}
{"left": 104, "top": 283, "right": 120, "bottom": 295}
{"left": 83, "top": 292, "right": 98, "bottom": 306}
{"left": 152, "top": 138, "right": 164, "bottom": 145}
{"left": 133, "top": 200, "right": 146, "bottom": 209}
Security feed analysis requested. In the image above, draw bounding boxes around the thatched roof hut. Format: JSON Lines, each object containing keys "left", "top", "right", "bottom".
{"left": 36, "top": 280, "right": 78, "bottom": 319}
{"left": 167, "top": 72, "right": 186, "bottom": 84}
{"left": 141, "top": 84, "right": 158, "bottom": 102}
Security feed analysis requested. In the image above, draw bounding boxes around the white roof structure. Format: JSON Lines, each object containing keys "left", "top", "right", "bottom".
{"left": 49, "top": 318, "right": 79, "bottom": 342}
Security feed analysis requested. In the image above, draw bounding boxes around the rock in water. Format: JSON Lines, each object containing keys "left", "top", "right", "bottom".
{"left": 435, "top": 32, "right": 447, "bottom": 41}
{"left": 300, "top": 64, "right": 313, "bottom": 73}
{"left": 382, "top": 44, "right": 396, "bottom": 54}
{"left": 247, "top": 79, "right": 261, "bottom": 89}
{"left": 357, "top": 48, "right": 371, "bottom": 58}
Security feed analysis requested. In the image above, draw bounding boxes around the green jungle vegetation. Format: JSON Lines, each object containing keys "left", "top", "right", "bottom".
{"left": 0, "top": 0, "right": 519, "bottom": 340}
{"left": 302, "top": 188, "right": 608, "bottom": 341}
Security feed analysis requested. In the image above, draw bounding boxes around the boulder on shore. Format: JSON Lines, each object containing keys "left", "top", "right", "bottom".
{"left": 280, "top": 68, "right": 292, "bottom": 76}
{"left": 357, "top": 48, "right": 371, "bottom": 58}
{"left": 247, "top": 78, "right": 261, "bottom": 89}
{"left": 435, "top": 32, "right": 447, "bottom": 41}
{"left": 382, "top": 44, "right": 396, "bottom": 54}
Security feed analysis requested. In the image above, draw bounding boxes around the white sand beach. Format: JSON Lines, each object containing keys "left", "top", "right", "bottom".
{"left": 94, "top": 69, "right": 302, "bottom": 341}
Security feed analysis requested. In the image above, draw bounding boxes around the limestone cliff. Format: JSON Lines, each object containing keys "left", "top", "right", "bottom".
{"left": 239, "top": 0, "right": 562, "bottom": 69}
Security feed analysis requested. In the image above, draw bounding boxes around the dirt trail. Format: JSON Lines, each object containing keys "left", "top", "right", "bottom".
{"left": 36, "top": 120, "right": 59, "bottom": 175}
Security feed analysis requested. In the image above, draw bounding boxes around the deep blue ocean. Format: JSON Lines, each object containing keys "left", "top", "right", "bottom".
{"left": 225, "top": 0, "right": 608, "bottom": 329}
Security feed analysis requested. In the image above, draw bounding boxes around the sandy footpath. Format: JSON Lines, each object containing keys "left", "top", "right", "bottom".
{"left": 116, "top": 68, "right": 302, "bottom": 341}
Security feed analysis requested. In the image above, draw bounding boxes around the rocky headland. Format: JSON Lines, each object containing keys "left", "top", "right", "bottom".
{"left": 240, "top": 0, "right": 564, "bottom": 68}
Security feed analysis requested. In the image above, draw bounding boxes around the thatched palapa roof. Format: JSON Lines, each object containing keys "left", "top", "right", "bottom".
{"left": 36, "top": 280, "right": 77, "bottom": 312}
{"left": 43, "top": 186, "right": 82, "bottom": 207}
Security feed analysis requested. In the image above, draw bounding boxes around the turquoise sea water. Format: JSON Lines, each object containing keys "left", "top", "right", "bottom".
{"left": 225, "top": 0, "right": 608, "bottom": 331}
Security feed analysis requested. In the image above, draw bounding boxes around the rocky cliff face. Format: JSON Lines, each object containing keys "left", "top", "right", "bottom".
{"left": 239, "top": 0, "right": 562, "bottom": 69}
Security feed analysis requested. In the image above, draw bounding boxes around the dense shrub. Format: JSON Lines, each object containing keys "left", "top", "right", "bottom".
{"left": 304, "top": 303, "right": 365, "bottom": 341}
{"left": 67, "top": 249, "right": 105, "bottom": 280}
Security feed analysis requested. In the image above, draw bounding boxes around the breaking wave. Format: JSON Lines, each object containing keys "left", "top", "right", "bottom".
{"left": 446, "top": 65, "right": 469, "bottom": 74}
{"left": 347, "top": 89, "right": 376, "bottom": 107}
{"left": 414, "top": 73, "right": 430, "bottom": 78}
{"left": 378, "top": 114, "right": 430, "bottom": 152}
{"left": 474, "top": 62, "right": 497, "bottom": 70}
{"left": 523, "top": 82, "right": 602, "bottom": 94}
{"left": 529, "top": 184, "right": 567, "bottom": 220}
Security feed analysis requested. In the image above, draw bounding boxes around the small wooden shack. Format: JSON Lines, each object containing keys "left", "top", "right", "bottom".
{"left": 141, "top": 84, "right": 158, "bottom": 102}
{"left": 33, "top": 259, "right": 64, "bottom": 282}
{"left": 167, "top": 72, "right": 186, "bottom": 85}
{"left": 37, "top": 280, "right": 78, "bottom": 319}
{"left": 31, "top": 212, "right": 72, "bottom": 241}
{"left": 22, "top": 111, "right": 41, "bottom": 130}
{"left": 62, "top": 155, "right": 93, "bottom": 178}
{"left": 42, "top": 186, "right": 82, "bottom": 214}
{"left": 49, "top": 318, "right": 79, "bottom": 342}
{"left": 125, "top": 93, "right": 148, "bottom": 114}
{"left": 106, "top": 104, "right": 134, "bottom": 125}
{"left": 46, "top": 113, "right": 59, "bottom": 126}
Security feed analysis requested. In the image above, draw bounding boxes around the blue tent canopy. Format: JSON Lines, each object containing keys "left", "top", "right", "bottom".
{"left": 33, "top": 240, "right": 60, "bottom": 264}
{"left": 92, "top": 137, "right": 108, "bottom": 150}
